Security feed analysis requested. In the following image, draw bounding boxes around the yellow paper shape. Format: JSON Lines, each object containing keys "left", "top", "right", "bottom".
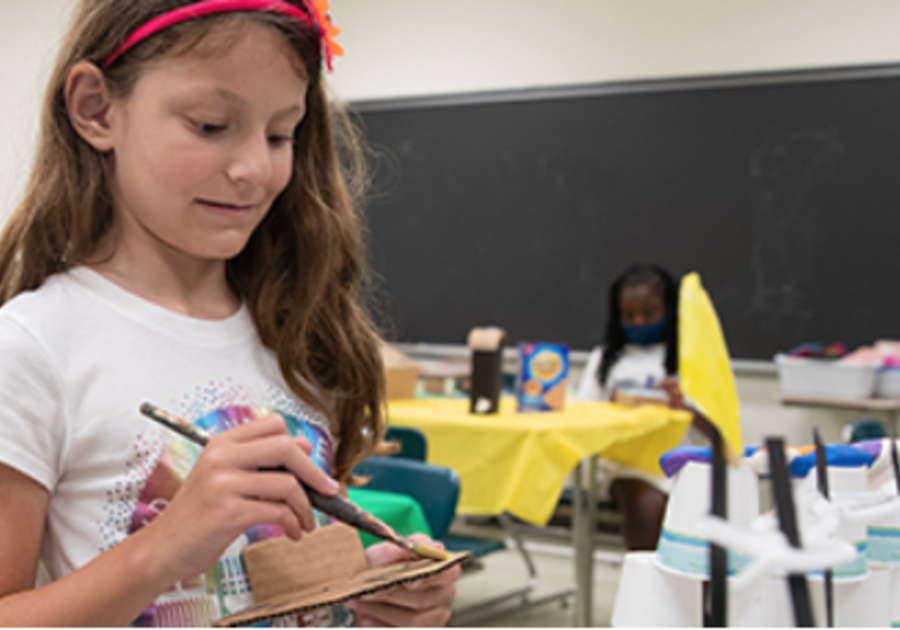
{"left": 678, "top": 272, "right": 743, "bottom": 461}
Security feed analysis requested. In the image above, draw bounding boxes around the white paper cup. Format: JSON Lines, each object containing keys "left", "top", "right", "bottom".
{"left": 611, "top": 551, "right": 703, "bottom": 627}
{"left": 890, "top": 564, "right": 900, "bottom": 627}
{"left": 866, "top": 454, "right": 900, "bottom": 564}
{"left": 730, "top": 567, "right": 890, "bottom": 628}
{"left": 655, "top": 461, "right": 759, "bottom": 578}
{"left": 812, "top": 564, "right": 891, "bottom": 627}
{"left": 728, "top": 576, "right": 793, "bottom": 627}
{"left": 795, "top": 466, "right": 870, "bottom": 581}
{"left": 867, "top": 519, "right": 900, "bottom": 565}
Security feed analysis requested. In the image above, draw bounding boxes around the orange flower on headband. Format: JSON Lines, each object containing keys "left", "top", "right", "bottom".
{"left": 306, "top": 0, "right": 344, "bottom": 62}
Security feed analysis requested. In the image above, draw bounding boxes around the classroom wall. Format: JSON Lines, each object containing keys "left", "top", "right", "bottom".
{"left": 326, "top": 0, "right": 900, "bottom": 102}
{"left": 0, "top": 1, "right": 73, "bottom": 220}
{"left": 2, "top": 0, "right": 899, "bottom": 445}
{"left": 6, "top": 1, "right": 900, "bottom": 218}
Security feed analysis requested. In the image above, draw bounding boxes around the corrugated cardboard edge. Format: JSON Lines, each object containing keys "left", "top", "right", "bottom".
{"left": 213, "top": 524, "right": 470, "bottom": 627}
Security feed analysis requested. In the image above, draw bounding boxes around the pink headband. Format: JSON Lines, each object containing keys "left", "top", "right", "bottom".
{"left": 101, "top": 0, "right": 342, "bottom": 71}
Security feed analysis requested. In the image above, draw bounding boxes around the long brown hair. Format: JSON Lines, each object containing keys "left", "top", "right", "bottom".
{"left": 0, "top": 0, "right": 385, "bottom": 483}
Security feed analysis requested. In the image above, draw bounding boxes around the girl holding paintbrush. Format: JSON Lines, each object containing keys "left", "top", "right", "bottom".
{"left": 0, "top": 1, "right": 459, "bottom": 626}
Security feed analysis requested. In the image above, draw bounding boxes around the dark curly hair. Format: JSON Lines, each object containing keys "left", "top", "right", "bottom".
{"left": 597, "top": 263, "right": 679, "bottom": 388}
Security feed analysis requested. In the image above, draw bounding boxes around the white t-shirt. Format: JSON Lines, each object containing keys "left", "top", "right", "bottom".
{"left": 575, "top": 343, "right": 702, "bottom": 493}
{"left": 0, "top": 267, "right": 352, "bottom": 627}
{"left": 575, "top": 343, "right": 668, "bottom": 402}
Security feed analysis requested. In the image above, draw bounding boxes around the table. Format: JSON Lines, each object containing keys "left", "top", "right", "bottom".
{"left": 385, "top": 397, "right": 691, "bottom": 626}
{"left": 346, "top": 487, "right": 432, "bottom": 547}
{"left": 780, "top": 394, "right": 900, "bottom": 433}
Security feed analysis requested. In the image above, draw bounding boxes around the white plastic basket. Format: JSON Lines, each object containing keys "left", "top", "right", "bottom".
{"left": 875, "top": 368, "right": 900, "bottom": 399}
{"left": 775, "top": 354, "right": 877, "bottom": 399}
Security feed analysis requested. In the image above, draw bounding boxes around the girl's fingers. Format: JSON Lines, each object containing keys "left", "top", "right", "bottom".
{"left": 213, "top": 427, "right": 340, "bottom": 497}
{"left": 354, "top": 575, "right": 458, "bottom": 610}
{"left": 243, "top": 499, "right": 305, "bottom": 540}
{"left": 358, "top": 535, "right": 459, "bottom": 626}
{"left": 215, "top": 413, "right": 292, "bottom": 443}
{"left": 365, "top": 540, "right": 417, "bottom": 568}
{"left": 233, "top": 471, "right": 316, "bottom": 531}
{"left": 248, "top": 436, "right": 340, "bottom": 495}
{"left": 348, "top": 598, "right": 452, "bottom": 628}
{"left": 294, "top": 435, "right": 314, "bottom": 455}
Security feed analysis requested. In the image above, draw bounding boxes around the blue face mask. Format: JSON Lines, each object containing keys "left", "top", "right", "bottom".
{"left": 623, "top": 317, "right": 666, "bottom": 346}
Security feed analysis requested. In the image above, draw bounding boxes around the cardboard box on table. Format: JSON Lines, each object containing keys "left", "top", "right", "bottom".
{"left": 380, "top": 343, "right": 419, "bottom": 401}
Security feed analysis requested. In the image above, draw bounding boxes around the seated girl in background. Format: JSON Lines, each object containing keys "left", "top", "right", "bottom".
{"left": 575, "top": 263, "right": 710, "bottom": 550}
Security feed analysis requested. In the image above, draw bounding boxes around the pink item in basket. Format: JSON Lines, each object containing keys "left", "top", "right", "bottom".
{"left": 875, "top": 340, "right": 900, "bottom": 354}
{"left": 841, "top": 346, "right": 886, "bottom": 366}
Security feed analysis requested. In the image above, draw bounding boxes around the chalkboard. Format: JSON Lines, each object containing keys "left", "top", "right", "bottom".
{"left": 352, "top": 66, "right": 900, "bottom": 360}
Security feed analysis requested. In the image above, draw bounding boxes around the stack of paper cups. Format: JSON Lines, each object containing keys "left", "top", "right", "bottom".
{"left": 655, "top": 460, "right": 759, "bottom": 578}
{"left": 610, "top": 551, "right": 702, "bottom": 627}
{"left": 891, "top": 565, "right": 900, "bottom": 627}
{"left": 729, "top": 567, "right": 891, "bottom": 627}
{"left": 866, "top": 452, "right": 900, "bottom": 564}
{"left": 728, "top": 576, "right": 794, "bottom": 627}
{"left": 865, "top": 449, "right": 900, "bottom": 626}
{"left": 796, "top": 465, "right": 869, "bottom": 581}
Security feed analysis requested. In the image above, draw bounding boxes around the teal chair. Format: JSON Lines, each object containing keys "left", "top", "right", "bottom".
{"left": 353, "top": 456, "right": 461, "bottom": 540}
{"left": 384, "top": 426, "right": 428, "bottom": 461}
{"left": 353, "top": 456, "right": 510, "bottom": 557}
{"left": 842, "top": 418, "right": 886, "bottom": 443}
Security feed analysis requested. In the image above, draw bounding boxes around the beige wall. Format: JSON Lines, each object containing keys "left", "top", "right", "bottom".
{"left": 2, "top": 0, "right": 898, "bottom": 444}
{"left": 0, "top": 1, "right": 73, "bottom": 217}
{"left": 327, "top": 0, "right": 900, "bottom": 101}
{"left": 6, "top": 2, "right": 900, "bottom": 216}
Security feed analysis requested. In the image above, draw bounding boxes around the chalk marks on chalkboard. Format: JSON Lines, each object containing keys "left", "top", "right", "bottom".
{"left": 748, "top": 128, "right": 843, "bottom": 334}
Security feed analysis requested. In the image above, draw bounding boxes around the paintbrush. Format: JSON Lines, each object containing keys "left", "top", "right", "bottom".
{"left": 139, "top": 402, "right": 451, "bottom": 561}
{"left": 813, "top": 428, "right": 834, "bottom": 628}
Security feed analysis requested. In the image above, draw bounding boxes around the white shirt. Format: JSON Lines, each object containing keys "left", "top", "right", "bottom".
{"left": 574, "top": 343, "right": 703, "bottom": 492}
{"left": 575, "top": 343, "right": 668, "bottom": 401}
{"left": 0, "top": 267, "right": 351, "bottom": 627}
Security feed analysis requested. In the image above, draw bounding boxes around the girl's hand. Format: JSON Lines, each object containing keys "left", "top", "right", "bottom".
{"left": 345, "top": 535, "right": 461, "bottom": 627}
{"left": 657, "top": 376, "right": 687, "bottom": 410}
{"left": 657, "top": 377, "right": 715, "bottom": 438}
{"left": 139, "top": 413, "right": 340, "bottom": 586}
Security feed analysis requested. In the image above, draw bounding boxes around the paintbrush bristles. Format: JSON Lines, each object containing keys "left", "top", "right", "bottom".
{"left": 408, "top": 542, "right": 453, "bottom": 561}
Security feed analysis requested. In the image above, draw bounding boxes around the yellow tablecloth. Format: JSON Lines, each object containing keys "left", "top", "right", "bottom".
{"left": 385, "top": 397, "right": 692, "bottom": 525}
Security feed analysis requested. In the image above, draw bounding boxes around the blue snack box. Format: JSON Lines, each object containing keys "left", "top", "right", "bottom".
{"left": 516, "top": 343, "right": 569, "bottom": 412}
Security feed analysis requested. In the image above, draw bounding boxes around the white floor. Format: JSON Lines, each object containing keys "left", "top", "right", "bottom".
{"left": 449, "top": 532, "right": 625, "bottom": 627}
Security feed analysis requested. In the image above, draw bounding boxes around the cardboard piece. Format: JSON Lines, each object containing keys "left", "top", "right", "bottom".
{"left": 468, "top": 327, "right": 506, "bottom": 414}
{"left": 214, "top": 524, "right": 469, "bottom": 627}
{"left": 380, "top": 344, "right": 419, "bottom": 400}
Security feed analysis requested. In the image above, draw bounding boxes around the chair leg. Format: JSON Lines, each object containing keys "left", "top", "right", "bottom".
{"left": 498, "top": 512, "right": 538, "bottom": 594}
{"left": 449, "top": 513, "right": 574, "bottom": 626}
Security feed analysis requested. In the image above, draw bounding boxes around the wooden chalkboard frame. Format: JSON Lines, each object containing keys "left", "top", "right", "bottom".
{"left": 351, "top": 64, "right": 900, "bottom": 360}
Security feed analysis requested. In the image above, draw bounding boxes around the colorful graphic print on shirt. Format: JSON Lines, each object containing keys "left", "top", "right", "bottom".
{"left": 99, "top": 381, "right": 352, "bottom": 627}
